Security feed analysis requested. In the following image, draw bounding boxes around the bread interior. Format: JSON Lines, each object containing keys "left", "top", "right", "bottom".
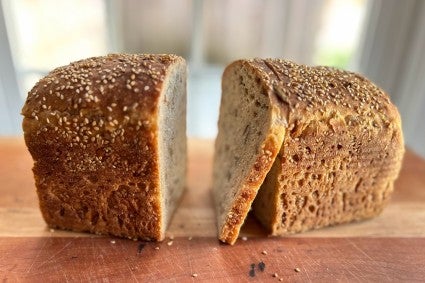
{"left": 158, "top": 61, "right": 187, "bottom": 236}
{"left": 213, "top": 63, "right": 272, "bottom": 233}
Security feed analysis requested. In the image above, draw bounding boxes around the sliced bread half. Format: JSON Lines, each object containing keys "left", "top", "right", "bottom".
{"left": 22, "top": 54, "right": 187, "bottom": 241}
{"left": 213, "top": 58, "right": 404, "bottom": 244}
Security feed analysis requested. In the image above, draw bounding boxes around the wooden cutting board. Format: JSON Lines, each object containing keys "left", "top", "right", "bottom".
{"left": 1, "top": 137, "right": 424, "bottom": 282}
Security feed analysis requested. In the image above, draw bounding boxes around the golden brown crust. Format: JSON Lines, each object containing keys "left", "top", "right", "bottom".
{"left": 22, "top": 54, "right": 183, "bottom": 241}
{"left": 251, "top": 59, "right": 405, "bottom": 235}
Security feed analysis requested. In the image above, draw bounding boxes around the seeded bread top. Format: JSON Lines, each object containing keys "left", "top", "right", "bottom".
{"left": 22, "top": 54, "right": 183, "bottom": 171}
{"left": 247, "top": 59, "right": 402, "bottom": 130}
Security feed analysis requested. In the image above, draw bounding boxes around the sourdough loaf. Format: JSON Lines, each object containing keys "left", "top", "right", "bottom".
{"left": 214, "top": 59, "right": 404, "bottom": 244}
{"left": 21, "top": 54, "right": 187, "bottom": 241}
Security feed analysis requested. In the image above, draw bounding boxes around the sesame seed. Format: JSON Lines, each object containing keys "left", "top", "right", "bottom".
{"left": 144, "top": 85, "right": 150, "bottom": 91}
{"left": 294, "top": 268, "right": 300, "bottom": 273}
{"left": 167, "top": 241, "right": 173, "bottom": 246}
{"left": 191, "top": 273, "right": 198, "bottom": 278}
{"left": 261, "top": 250, "right": 268, "bottom": 255}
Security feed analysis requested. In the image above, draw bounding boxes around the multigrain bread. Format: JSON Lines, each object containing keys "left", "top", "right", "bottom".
{"left": 212, "top": 60, "right": 288, "bottom": 245}
{"left": 21, "top": 54, "right": 187, "bottom": 241}
{"left": 214, "top": 59, "right": 404, "bottom": 244}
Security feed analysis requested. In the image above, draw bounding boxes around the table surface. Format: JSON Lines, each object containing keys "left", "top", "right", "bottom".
{"left": 1, "top": 137, "right": 424, "bottom": 282}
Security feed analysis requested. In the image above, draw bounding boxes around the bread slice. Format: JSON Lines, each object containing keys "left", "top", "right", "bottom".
{"left": 212, "top": 60, "right": 288, "bottom": 245}
{"left": 214, "top": 59, "right": 404, "bottom": 244}
{"left": 252, "top": 59, "right": 404, "bottom": 236}
{"left": 21, "top": 54, "right": 187, "bottom": 241}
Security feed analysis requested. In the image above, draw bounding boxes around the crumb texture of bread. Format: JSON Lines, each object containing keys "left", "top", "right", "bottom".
{"left": 252, "top": 59, "right": 405, "bottom": 235}
{"left": 212, "top": 60, "right": 287, "bottom": 244}
{"left": 21, "top": 54, "right": 187, "bottom": 241}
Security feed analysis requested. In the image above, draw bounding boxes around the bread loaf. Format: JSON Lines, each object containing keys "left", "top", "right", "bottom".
{"left": 21, "top": 54, "right": 187, "bottom": 241}
{"left": 213, "top": 59, "right": 404, "bottom": 244}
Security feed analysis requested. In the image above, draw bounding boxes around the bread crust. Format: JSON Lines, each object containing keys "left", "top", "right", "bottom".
{"left": 252, "top": 59, "right": 405, "bottom": 235}
{"left": 22, "top": 54, "right": 184, "bottom": 241}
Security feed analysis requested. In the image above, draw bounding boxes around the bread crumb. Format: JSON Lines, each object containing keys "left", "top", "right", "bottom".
{"left": 110, "top": 240, "right": 116, "bottom": 244}
{"left": 273, "top": 273, "right": 278, "bottom": 277}
{"left": 241, "top": 236, "right": 248, "bottom": 241}
{"left": 188, "top": 236, "right": 193, "bottom": 240}
{"left": 155, "top": 246, "right": 160, "bottom": 250}
{"left": 49, "top": 229, "right": 55, "bottom": 233}
{"left": 294, "top": 268, "right": 301, "bottom": 273}
{"left": 279, "top": 278, "right": 283, "bottom": 281}
{"left": 169, "top": 235, "right": 175, "bottom": 240}
{"left": 261, "top": 250, "right": 268, "bottom": 255}
{"left": 191, "top": 273, "right": 198, "bottom": 278}
{"left": 258, "top": 261, "right": 266, "bottom": 272}
{"left": 167, "top": 240, "right": 173, "bottom": 246}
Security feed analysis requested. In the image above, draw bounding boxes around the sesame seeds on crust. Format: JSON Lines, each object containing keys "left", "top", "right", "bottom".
{"left": 249, "top": 58, "right": 396, "bottom": 125}
{"left": 22, "top": 54, "right": 182, "bottom": 174}
{"left": 22, "top": 54, "right": 181, "bottom": 166}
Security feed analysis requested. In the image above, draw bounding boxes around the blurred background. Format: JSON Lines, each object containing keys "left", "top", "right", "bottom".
{"left": 0, "top": 0, "right": 424, "bottom": 157}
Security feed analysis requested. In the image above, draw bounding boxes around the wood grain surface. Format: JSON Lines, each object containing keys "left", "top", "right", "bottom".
{"left": 1, "top": 137, "right": 424, "bottom": 282}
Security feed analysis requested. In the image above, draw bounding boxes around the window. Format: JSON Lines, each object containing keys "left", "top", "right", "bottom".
{"left": 3, "top": 0, "right": 108, "bottom": 97}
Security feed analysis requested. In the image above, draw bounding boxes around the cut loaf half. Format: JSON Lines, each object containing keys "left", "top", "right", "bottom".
{"left": 22, "top": 54, "right": 187, "bottom": 241}
{"left": 213, "top": 59, "right": 404, "bottom": 244}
